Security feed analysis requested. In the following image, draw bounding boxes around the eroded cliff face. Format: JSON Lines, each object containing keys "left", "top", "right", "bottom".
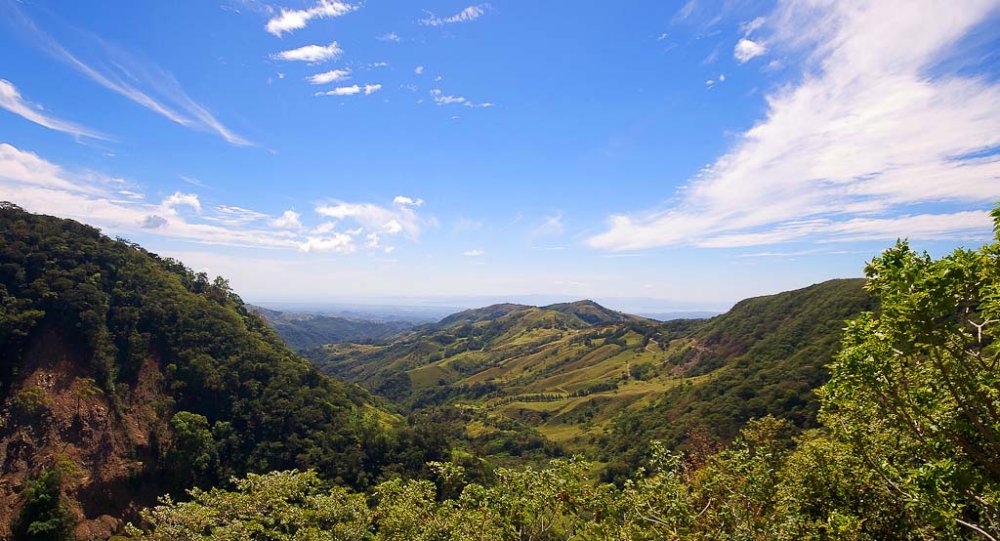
{"left": 0, "top": 328, "right": 169, "bottom": 540}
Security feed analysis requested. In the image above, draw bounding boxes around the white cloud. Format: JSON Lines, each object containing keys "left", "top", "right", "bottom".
{"left": 161, "top": 192, "right": 201, "bottom": 215}
{"left": 318, "top": 84, "right": 361, "bottom": 96}
{"left": 463, "top": 249, "right": 485, "bottom": 257}
{"left": 382, "top": 220, "right": 403, "bottom": 234}
{"left": 420, "top": 4, "right": 489, "bottom": 26}
{"left": 429, "top": 89, "right": 493, "bottom": 108}
{"left": 9, "top": 8, "right": 250, "bottom": 145}
{"left": 272, "top": 42, "right": 342, "bottom": 63}
{"left": 705, "top": 74, "right": 726, "bottom": 88}
{"left": 315, "top": 199, "right": 425, "bottom": 238}
{"left": 0, "top": 142, "right": 377, "bottom": 253}
{"left": 0, "top": 79, "right": 106, "bottom": 140}
{"left": 299, "top": 233, "right": 355, "bottom": 253}
{"left": 734, "top": 38, "right": 766, "bottom": 63}
{"left": 313, "top": 221, "right": 337, "bottom": 234}
{"left": 271, "top": 209, "right": 302, "bottom": 229}
{"left": 266, "top": 0, "right": 356, "bottom": 36}
{"left": 315, "top": 83, "right": 380, "bottom": 96}
{"left": 393, "top": 195, "right": 424, "bottom": 207}
{"left": 307, "top": 68, "right": 351, "bottom": 84}
{"left": 589, "top": 0, "right": 1000, "bottom": 251}
{"left": 415, "top": 66, "right": 425, "bottom": 75}
{"left": 378, "top": 32, "right": 401, "bottom": 42}
{"left": 370, "top": 61, "right": 389, "bottom": 68}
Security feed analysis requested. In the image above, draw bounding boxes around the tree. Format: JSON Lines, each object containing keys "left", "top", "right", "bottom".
{"left": 11, "top": 468, "right": 74, "bottom": 541}
{"left": 821, "top": 208, "right": 1000, "bottom": 538}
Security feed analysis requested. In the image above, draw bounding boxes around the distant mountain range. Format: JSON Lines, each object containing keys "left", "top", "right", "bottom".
{"left": 250, "top": 305, "right": 413, "bottom": 351}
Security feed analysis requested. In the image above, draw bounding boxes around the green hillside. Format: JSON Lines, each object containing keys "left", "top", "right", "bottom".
{"left": 0, "top": 204, "right": 443, "bottom": 537}
{"left": 309, "top": 280, "right": 873, "bottom": 463}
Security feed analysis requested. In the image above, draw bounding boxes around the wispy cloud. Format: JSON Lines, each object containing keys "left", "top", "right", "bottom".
{"left": 463, "top": 249, "right": 485, "bottom": 257}
{"left": 5, "top": 6, "right": 250, "bottom": 145}
{"left": 179, "top": 175, "right": 208, "bottom": 188}
{"left": 307, "top": 68, "right": 351, "bottom": 84}
{"left": 0, "top": 79, "right": 107, "bottom": 140}
{"left": 430, "top": 89, "right": 493, "bottom": 108}
{"left": 420, "top": 4, "right": 490, "bottom": 26}
{"left": 589, "top": 0, "right": 1000, "bottom": 251}
{"left": 315, "top": 83, "right": 381, "bottom": 96}
{"left": 378, "top": 32, "right": 401, "bottom": 42}
{"left": 532, "top": 211, "right": 565, "bottom": 238}
{"left": 266, "top": 0, "right": 356, "bottom": 36}
{"left": 272, "top": 41, "right": 342, "bottom": 63}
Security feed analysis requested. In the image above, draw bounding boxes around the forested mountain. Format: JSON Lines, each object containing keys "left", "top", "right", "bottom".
{"left": 250, "top": 305, "right": 412, "bottom": 351}
{"left": 0, "top": 205, "right": 445, "bottom": 538}
{"left": 308, "top": 279, "right": 874, "bottom": 467}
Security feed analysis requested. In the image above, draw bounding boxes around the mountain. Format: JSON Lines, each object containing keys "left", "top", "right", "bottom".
{"left": 603, "top": 278, "right": 876, "bottom": 473}
{"left": 542, "top": 299, "right": 642, "bottom": 325}
{"left": 250, "top": 305, "right": 412, "bottom": 351}
{"left": 307, "top": 300, "right": 652, "bottom": 404}
{"left": 0, "top": 205, "right": 443, "bottom": 538}
{"left": 309, "top": 279, "right": 873, "bottom": 465}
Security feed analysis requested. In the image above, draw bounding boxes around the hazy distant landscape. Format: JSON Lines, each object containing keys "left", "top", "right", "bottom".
{"left": 1, "top": 0, "right": 998, "bottom": 538}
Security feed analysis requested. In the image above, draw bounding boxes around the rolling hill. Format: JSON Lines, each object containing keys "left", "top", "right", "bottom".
{"left": 309, "top": 279, "right": 874, "bottom": 462}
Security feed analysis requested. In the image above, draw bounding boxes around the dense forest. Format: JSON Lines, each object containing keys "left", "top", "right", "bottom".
{"left": 0, "top": 204, "right": 448, "bottom": 538}
{"left": 1, "top": 203, "right": 998, "bottom": 539}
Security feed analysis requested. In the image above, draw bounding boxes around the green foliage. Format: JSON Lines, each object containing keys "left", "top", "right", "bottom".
{"left": 123, "top": 470, "right": 371, "bottom": 541}
{"left": 165, "top": 411, "right": 218, "bottom": 491}
{"left": 0, "top": 205, "right": 446, "bottom": 502}
{"left": 822, "top": 232, "right": 1000, "bottom": 537}
{"left": 13, "top": 385, "right": 50, "bottom": 417}
{"left": 11, "top": 468, "right": 74, "bottom": 541}
{"left": 606, "top": 278, "right": 875, "bottom": 473}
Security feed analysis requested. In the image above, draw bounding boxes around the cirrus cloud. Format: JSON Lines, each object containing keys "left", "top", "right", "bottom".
{"left": 589, "top": 0, "right": 1000, "bottom": 251}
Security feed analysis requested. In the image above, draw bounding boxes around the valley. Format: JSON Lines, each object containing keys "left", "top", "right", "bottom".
{"left": 302, "top": 279, "right": 874, "bottom": 464}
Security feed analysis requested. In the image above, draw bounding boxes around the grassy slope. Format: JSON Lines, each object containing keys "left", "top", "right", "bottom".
{"left": 311, "top": 280, "right": 873, "bottom": 461}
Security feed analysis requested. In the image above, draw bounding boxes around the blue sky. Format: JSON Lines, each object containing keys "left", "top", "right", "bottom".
{"left": 1, "top": 0, "right": 998, "bottom": 312}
